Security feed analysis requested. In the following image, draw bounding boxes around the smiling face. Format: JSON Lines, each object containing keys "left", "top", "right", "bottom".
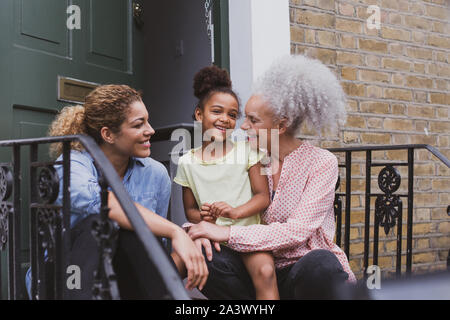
{"left": 195, "top": 92, "right": 240, "bottom": 143}
{"left": 240, "top": 95, "right": 278, "bottom": 151}
{"left": 111, "top": 99, "right": 155, "bottom": 158}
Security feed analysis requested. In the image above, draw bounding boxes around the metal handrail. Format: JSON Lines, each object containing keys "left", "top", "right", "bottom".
{"left": 0, "top": 134, "right": 190, "bottom": 300}
{"left": 327, "top": 144, "right": 450, "bottom": 168}
{"left": 327, "top": 143, "right": 449, "bottom": 278}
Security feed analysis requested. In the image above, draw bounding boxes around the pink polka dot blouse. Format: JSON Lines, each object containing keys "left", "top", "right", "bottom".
{"left": 227, "top": 141, "right": 356, "bottom": 283}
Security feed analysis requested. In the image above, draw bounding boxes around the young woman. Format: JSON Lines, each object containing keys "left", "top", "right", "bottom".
{"left": 187, "top": 55, "right": 356, "bottom": 299}
{"left": 173, "top": 65, "right": 279, "bottom": 299}
{"left": 26, "top": 84, "right": 208, "bottom": 299}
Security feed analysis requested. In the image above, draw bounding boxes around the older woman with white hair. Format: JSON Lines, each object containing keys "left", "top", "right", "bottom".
{"left": 187, "top": 55, "right": 356, "bottom": 299}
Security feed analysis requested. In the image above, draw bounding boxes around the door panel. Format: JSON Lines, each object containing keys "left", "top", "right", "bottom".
{"left": 11, "top": 0, "right": 143, "bottom": 114}
{"left": 16, "top": 0, "right": 69, "bottom": 57}
{"left": 0, "top": 0, "right": 144, "bottom": 298}
{"left": 87, "top": 0, "right": 129, "bottom": 71}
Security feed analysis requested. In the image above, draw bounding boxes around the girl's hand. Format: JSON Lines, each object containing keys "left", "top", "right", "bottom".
{"left": 194, "top": 238, "right": 221, "bottom": 262}
{"left": 188, "top": 221, "right": 231, "bottom": 243}
{"left": 210, "top": 202, "right": 238, "bottom": 219}
{"left": 171, "top": 228, "right": 209, "bottom": 290}
{"left": 200, "top": 203, "right": 216, "bottom": 222}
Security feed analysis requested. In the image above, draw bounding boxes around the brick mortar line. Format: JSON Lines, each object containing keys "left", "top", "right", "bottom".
{"left": 290, "top": 37, "right": 450, "bottom": 65}
{"left": 297, "top": 135, "right": 450, "bottom": 143}
{"left": 289, "top": 23, "right": 450, "bottom": 54}
{"left": 290, "top": 42, "right": 450, "bottom": 72}
{"left": 346, "top": 223, "right": 450, "bottom": 228}
{"left": 334, "top": 153, "right": 450, "bottom": 157}
{"left": 344, "top": 132, "right": 446, "bottom": 138}
{"left": 336, "top": 0, "right": 450, "bottom": 11}
{"left": 342, "top": 188, "right": 449, "bottom": 191}
{"left": 289, "top": 20, "right": 450, "bottom": 42}
{"left": 348, "top": 238, "right": 450, "bottom": 245}
{"left": 339, "top": 175, "right": 450, "bottom": 180}
{"left": 332, "top": 60, "right": 450, "bottom": 79}
{"left": 347, "top": 115, "right": 448, "bottom": 123}
{"left": 341, "top": 78, "right": 450, "bottom": 94}
{"left": 347, "top": 220, "right": 450, "bottom": 225}
{"left": 336, "top": 192, "right": 450, "bottom": 195}
{"left": 346, "top": 223, "right": 450, "bottom": 229}
{"left": 346, "top": 112, "right": 450, "bottom": 122}
{"left": 348, "top": 252, "right": 449, "bottom": 259}
{"left": 342, "top": 206, "right": 450, "bottom": 210}
{"left": 349, "top": 253, "right": 449, "bottom": 259}
{"left": 345, "top": 124, "right": 448, "bottom": 132}
{"left": 336, "top": 96, "right": 450, "bottom": 108}
{"left": 341, "top": 200, "right": 450, "bottom": 203}
{"left": 335, "top": 162, "right": 450, "bottom": 167}
{"left": 337, "top": 181, "right": 450, "bottom": 185}
{"left": 290, "top": 3, "right": 450, "bottom": 26}
{"left": 345, "top": 229, "right": 450, "bottom": 235}
{"left": 336, "top": 165, "right": 450, "bottom": 170}
{"left": 336, "top": 64, "right": 450, "bottom": 81}
{"left": 349, "top": 261, "right": 447, "bottom": 269}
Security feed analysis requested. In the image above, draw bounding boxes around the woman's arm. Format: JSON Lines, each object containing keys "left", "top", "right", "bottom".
{"left": 190, "top": 156, "right": 338, "bottom": 252}
{"left": 107, "top": 192, "right": 209, "bottom": 290}
{"left": 108, "top": 191, "right": 179, "bottom": 236}
{"left": 209, "top": 162, "right": 270, "bottom": 220}
{"left": 227, "top": 156, "right": 338, "bottom": 252}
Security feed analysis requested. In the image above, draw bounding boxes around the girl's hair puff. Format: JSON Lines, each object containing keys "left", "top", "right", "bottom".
{"left": 192, "top": 65, "right": 240, "bottom": 119}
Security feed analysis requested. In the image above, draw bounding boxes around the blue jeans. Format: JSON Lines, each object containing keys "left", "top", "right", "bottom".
{"left": 200, "top": 246, "right": 350, "bottom": 299}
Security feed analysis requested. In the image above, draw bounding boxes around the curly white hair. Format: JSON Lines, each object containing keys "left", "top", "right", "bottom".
{"left": 252, "top": 55, "right": 347, "bottom": 135}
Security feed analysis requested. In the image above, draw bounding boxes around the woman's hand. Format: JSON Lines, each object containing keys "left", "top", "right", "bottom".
{"left": 194, "top": 238, "right": 221, "bottom": 261}
{"left": 170, "top": 228, "right": 209, "bottom": 290}
{"left": 210, "top": 202, "right": 238, "bottom": 219}
{"left": 188, "top": 221, "right": 231, "bottom": 243}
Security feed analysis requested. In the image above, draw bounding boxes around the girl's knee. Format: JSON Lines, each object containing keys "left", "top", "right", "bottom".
{"left": 257, "top": 263, "right": 276, "bottom": 280}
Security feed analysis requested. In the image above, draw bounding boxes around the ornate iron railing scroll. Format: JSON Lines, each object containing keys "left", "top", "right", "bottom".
{"left": 0, "top": 135, "right": 189, "bottom": 300}
{"left": 329, "top": 144, "right": 450, "bottom": 279}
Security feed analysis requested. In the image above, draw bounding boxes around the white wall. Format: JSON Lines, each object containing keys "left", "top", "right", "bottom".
{"left": 229, "top": 0, "right": 290, "bottom": 116}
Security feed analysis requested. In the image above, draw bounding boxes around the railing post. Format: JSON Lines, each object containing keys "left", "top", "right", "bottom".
{"left": 10, "top": 145, "right": 22, "bottom": 299}
{"left": 406, "top": 148, "right": 414, "bottom": 276}
{"left": 344, "top": 151, "right": 351, "bottom": 258}
{"left": 59, "top": 141, "right": 71, "bottom": 299}
{"left": 29, "top": 143, "right": 38, "bottom": 300}
{"left": 334, "top": 176, "right": 342, "bottom": 247}
{"left": 0, "top": 165, "right": 13, "bottom": 300}
{"left": 92, "top": 166, "right": 120, "bottom": 300}
{"left": 363, "top": 150, "right": 371, "bottom": 278}
{"left": 396, "top": 200, "right": 403, "bottom": 278}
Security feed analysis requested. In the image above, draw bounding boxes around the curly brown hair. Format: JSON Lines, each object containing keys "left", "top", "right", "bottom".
{"left": 48, "top": 84, "right": 142, "bottom": 157}
{"left": 192, "top": 65, "right": 240, "bottom": 119}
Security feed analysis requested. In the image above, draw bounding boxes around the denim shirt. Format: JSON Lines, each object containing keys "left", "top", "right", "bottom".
{"left": 26, "top": 150, "right": 171, "bottom": 298}
{"left": 54, "top": 150, "right": 171, "bottom": 228}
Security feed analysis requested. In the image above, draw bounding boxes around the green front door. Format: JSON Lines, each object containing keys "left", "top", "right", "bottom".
{"left": 0, "top": 0, "right": 144, "bottom": 299}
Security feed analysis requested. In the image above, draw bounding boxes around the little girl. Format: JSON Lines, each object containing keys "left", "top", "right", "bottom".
{"left": 173, "top": 65, "right": 279, "bottom": 300}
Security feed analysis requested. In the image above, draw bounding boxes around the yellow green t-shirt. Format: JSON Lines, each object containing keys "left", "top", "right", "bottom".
{"left": 174, "top": 141, "right": 265, "bottom": 227}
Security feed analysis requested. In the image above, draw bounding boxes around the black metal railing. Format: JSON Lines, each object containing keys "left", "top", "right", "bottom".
{"left": 328, "top": 144, "right": 450, "bottom": 279}
{"left": 0, "top": 135, "right": 189, "bottom": 300}
{"left": 0, "top": 135, "right": 449, "bottom": 299}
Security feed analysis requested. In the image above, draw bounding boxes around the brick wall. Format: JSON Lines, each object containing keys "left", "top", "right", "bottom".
{"left": 289, "top": 0, "right": 450, "bottom": 279}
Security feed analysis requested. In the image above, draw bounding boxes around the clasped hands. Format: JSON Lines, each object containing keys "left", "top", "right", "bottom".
{"left": 200, "top": 201, "right": 238, "bottom": 222}
{"left": 187, "top": 201, "right": 232, "bottom": 249}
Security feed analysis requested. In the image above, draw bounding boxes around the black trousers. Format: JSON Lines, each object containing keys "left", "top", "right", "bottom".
{"left": 201, "top": 246, "right": 350, "bottom": 300}
{"left": 65, "top": 214, "right": 176, "bottom": 300}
